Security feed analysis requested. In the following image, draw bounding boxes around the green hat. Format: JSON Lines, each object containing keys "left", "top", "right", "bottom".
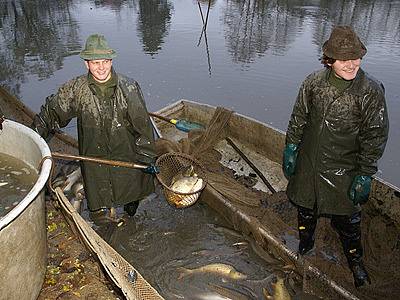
{"left": 322, "top": 26, "right": 367, "bottom": 60}
{"left": 79, "top": 34, "right": 117, "bottom": 60}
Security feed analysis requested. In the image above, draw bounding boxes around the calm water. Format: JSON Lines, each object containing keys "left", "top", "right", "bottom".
{"left": 0, "top": 0, "right": 399, "bottom": 186}
{"left": 0, "top": 153, "right": 37, "bottom": 218}
{"left": 107, "top": 191, "right": 295, "bottom": 299}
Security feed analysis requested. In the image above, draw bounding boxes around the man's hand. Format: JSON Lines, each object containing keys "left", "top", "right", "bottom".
{"left": 31, "top": 114, "right": 50, "bottom": 138}
{"left": 283, "top": 144, "right": 298, "bottom": 179}
{"left": 349, "top": 175, "right": 372, "bottom": 205}
{"left": 142, "top": 164, "right": 159, "bottom": 174}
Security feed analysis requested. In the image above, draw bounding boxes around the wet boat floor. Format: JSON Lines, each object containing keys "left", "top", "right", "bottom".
{"left": 21, "top": 136, "right": 400, "bottom": 300}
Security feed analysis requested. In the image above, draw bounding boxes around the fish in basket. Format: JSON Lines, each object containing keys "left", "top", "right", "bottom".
{"left": 155, "top": 152, "right": 207, "bottom": 208}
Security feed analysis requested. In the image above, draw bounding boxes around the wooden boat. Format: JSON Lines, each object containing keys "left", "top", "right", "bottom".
{"left": 153, "top": 100, "right": 400, "bottom": 299}
{"left": 2, "top": 86, "right": 400, "bottom": 299}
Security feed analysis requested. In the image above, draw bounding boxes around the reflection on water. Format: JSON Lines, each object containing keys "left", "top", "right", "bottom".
{"left": 223, "top": 0, "right": 400, "bottom": 64}
{"left": 0, "top": 153, "right": 37, "bottom": 218}
{"left": 0, "top": 0, "right": 81, "bottom": 96}
{"left": 0, "top": 0, "right": 399, "bottom": 186}
{"left": 223, "top": 0, "right": 300, "bottom": 64}
{"left": 136, "top": 0, "right": 173, "bottom": 56}
{"left": 107, "top": 191, "right": 300, "bottom": 299}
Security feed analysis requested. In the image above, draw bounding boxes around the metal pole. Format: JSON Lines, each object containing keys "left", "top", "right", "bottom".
{"left": 225, "top": 137, "right": 276, "bottom": 194}
{"left": 51, "top": 152, "right": 148, "bottom": 169}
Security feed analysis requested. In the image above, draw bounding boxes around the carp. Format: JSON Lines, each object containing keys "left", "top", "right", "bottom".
{"left": 263, "top": 277, "right": 292, "bottom": 300}
{"left": 207, "top": 223, "right": 243, "bottom": 238}
{"left": 170, "top": 176, "right": 203, "bottom": 194}
{"left": 172, "top": 165, "right": 196, "bottom": 182}
{"left": 177, "top": 263, "right": 247, "bottom": 280}
{"left": 170, "top": 165, "right": 203, "bottom": 194}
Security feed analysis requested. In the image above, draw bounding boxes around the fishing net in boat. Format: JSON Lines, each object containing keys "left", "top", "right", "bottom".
{"left": 155, "top": 106, "right": 261, "bottom": 207}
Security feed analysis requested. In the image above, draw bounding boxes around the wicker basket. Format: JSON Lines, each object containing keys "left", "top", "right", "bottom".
{"left": 155, "top": 152, "right": 207, "bottom": 208}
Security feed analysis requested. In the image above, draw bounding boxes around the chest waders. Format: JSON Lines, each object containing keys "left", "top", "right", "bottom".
{"left": 297, "top": 206, "right": 370, "bottom": 287}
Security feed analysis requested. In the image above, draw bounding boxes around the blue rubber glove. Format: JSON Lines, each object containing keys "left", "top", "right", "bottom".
{"left": 283, "top": 144, "right": 298, "bottom": 179}
{"left": 142, "top": 164, "right": 159, "bottom": 174}
{"left": 175, "top": 119, "right": 204, "bottom": 133}
{"left": 349, "top": 175, "right": 372, "bottom": 205}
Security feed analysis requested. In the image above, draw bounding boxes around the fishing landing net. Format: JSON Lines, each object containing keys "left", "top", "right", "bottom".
{"left": 155, "top": 152, "right": 207, "bottom": 208}
{"left": 155, "top": 106, "right": 261, "bottom": 208}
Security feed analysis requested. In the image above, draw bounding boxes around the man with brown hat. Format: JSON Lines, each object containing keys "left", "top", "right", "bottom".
{"left": 283, "top": 25, "right": 389, "bottom": 287}
{"left": 32, "top": 34, "right": 158, "bottom": 225}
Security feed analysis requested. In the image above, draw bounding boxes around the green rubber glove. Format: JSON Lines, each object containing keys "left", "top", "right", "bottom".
{"left": 283, "top": 144, "right": 298, "bottom": 179}
{"left": 349, "top": 175, "right": 372, "bottom": 205}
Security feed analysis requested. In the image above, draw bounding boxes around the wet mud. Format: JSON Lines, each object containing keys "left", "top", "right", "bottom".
{"left": 37, "top": 199, "right": 122, "bottom": 300}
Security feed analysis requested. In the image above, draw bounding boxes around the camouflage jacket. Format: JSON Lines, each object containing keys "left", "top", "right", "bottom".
{"left": 36, "top": 72, "right": 156, "bottom": 210}
{"left": 286, "top": 68, "right": 389, "bottom": 215}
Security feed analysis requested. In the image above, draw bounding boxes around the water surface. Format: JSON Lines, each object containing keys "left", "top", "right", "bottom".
{"left": 0, "top": 0, "right": 399, "bottom": 185}
{"left": 0, "top": 153, "right": 37, "bottom": 218}
{"left": 107, "top": 191, "right": 296, "bottom": 299}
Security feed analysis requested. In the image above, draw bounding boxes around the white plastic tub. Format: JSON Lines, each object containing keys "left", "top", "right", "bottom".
{"left": 0, "top": 119, "right": 52, "bottom": 300}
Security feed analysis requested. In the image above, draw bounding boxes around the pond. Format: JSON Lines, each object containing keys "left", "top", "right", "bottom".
{"left": 0, "top": 0, "right": 399, "bottom": 186}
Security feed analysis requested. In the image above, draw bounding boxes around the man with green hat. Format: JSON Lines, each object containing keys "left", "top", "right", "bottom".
{"left": 283, "top": 25, "right": 389, "bottom": 287}
{"left": 32, "top": 34, "right": 158, "bottom": 225}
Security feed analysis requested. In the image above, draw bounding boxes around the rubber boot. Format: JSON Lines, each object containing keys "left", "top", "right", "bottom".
{"left": 124, "top": 201, "right": 139, "bottom": 217}
{"left": 297, "top": 206, "right": 317, "bottom": 255}
{"left": 331, "top": 212, "right": 371, "bottom": 288}
{"left": 89, "top": 208, "right": 120, "bottom": 226}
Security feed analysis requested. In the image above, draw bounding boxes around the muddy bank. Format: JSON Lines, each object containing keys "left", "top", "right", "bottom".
{"left": 38, "top": 199, "right": 122, "bottom": 300}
